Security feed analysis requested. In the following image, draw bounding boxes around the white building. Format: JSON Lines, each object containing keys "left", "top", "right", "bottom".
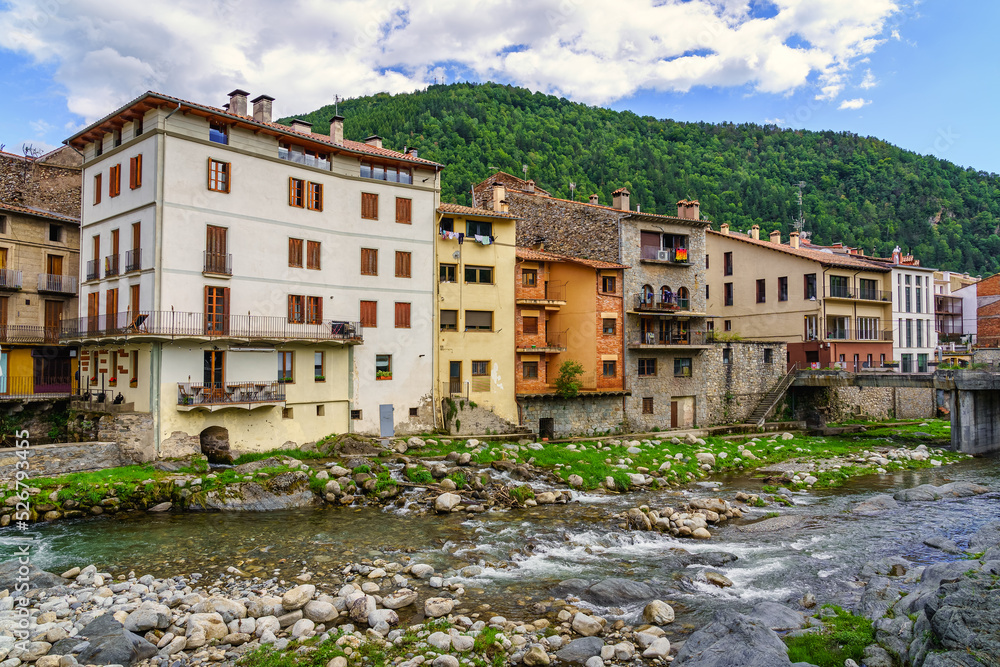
{"left": 887, "top": 249, "right": 937, "bottom": 372}
{"left": 64, "top": 90, "right": 441, "bottom": 457}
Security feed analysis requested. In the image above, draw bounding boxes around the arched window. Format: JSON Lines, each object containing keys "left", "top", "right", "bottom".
{"left": 660, "top": 285, "right": 673, "bottom": 304}
{"left": 676, "top": 286, "right": 690, "bottom": 308}
{"left": 642, "top": 284, "right": 654, "bottom": 304}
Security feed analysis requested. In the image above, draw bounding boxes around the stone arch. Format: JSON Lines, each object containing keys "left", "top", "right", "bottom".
{"left": 660, "top": 285, "right": 672, "bottom": 303}
{"left": 642, "top": 284, "right": 654, "bottom": 304}
{"left": 676, "top": 286, "right": 689, "bottom": 306}
{"left": 199, "top": 426, "right": 231, "bottom": 463}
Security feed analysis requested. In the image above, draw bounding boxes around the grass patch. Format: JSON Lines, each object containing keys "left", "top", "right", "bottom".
{"left": 509, "top": 485, "right": 535, "bottom": 505}
{"left": 404, "top": 467, "right": 434, "bottom": 485}
{"left": 231, "top": 449, "right": 324, "bottom": 466}
{"left": 784, "top": 606, "right": 874, "bottom": 667}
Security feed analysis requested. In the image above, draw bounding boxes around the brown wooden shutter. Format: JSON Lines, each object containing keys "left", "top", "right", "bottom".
{"left": 360, "top": 300, "right": 377, "bottom": 328}
{"left": 395, "top": 302, "right": 410, "bottom": 328}
{"left": 307, "top": 241, "right": 320, "bottom": 269}
{"left": 289, "top": 238, "right": 303, "bottom": 267}
{"left": 129, "top": 154, "right": 142, "bottom": 189}
{"left": 395, "top": 198, "right": 411, "bottom": 224}
{"left": 640, "top": 231, "right": 659, "bottom": 249}
{"left": 94, "top": 174, "right": 102, "bottom": 204}
{"left": 362, "top": 193, "right": 378, "bottom": 220}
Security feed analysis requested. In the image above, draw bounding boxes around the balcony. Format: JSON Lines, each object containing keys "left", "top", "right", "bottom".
{"left": 104, "top": 254, "right": 120, "bottom": 278}
{"left": 0, "top": 375, "right": 72, "bottom": 399}
{"left": 0, "top": 325, "right": 61, "bottom": 344}
{"left": 278, "top": 147, "right": 330, "bottom": 170}
{"left": 827, "top": 284, "right": 891, "bottom": 302}
{"left": 177, "top": 380, "right": 284, "bottom": 411}
{"left": 61, "top": 311, "right": 363, "bottom": 344}
{"left": 37, "top": 274, "right": 78, "bottom": 295}
{"left": 935, "top": 295, "right": 962, "bottom": 315}
{"left": 125, "top": 249, "right": 142, "bottom": 273}
{"left": 516, "top": 331, "right": 567, "bottom": 354}
{"left": 628, "top": 330, "right": 711, "bottom": 349}
{"left": 632, "top": 294, "right": 692, "bottom": 313}
{"left": 640, "top": 246, "right": 690, "bottom": 264}
{"left": 204, "top": 252, "right": 232, "bottom": 276}
{"left": 0, "top": 269, "right": 23, "bottom": 290}
{"left": 817, "top": 330, "right": 894, "bottom": 342}
{"left": 85, "top": 260, "right": 99, "bottom": 281}
{"left": 516, "top": 284, "right": 566, "bottom": 308}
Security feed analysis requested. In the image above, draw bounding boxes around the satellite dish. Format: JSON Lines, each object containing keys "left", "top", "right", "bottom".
{"left": 452, "top": 251, "right": 461, "bottom": 259}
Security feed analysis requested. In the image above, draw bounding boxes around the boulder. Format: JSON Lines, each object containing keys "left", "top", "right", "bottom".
{"left": 435, "top": 493, "right": 461, "bottom": 512}
{"left": 368, "top": 608, "right": 399, "bottom": 628}
{"left": 291, "top": 618, "right": 315, "bottom": 639}
{"left": 303, "top": 600, "right": 338, "bottom": 623}
{"left": 672, "top": 610, "right": 794, "bottom": 666}
{"left": 696, "top": 452, "right": 716, "bottom": 467}
{"left": 282, "top": 584, "right": 316, "bottom": 610}
{"left": 642, "top": 637, "right": 671, "bottom": 659}
{"left": 424, "top": 597, "right": 455, "bottom": 618}
{"left": 381, "top": 589, "right": 418, "bottom": 609}
{"left": 185, "top": 612, "right": 228, "bottom": 649}
{"left": 745, "top": 602, "right": 805, "bottom": 631}
{"left": 123, "top": 601, "right": 172, "bottom": 632}
{"left": 191, "top": 597, "right": 247, "bottom": 623}
{"left": 76, "top": 613, "right": 158, "bottom": 666}
{"left": 894, "top": 484, "right": 943, "bottom": 502}
{"left": 642, "top": 600, "right": 675, "bottom": 625}
{"left": 524, "top": 645, "right": 551, "bottom": 666}
{"left": 572, "top": 612, "right": 603, "bottom": 637}
{"left": 582, "top": 578, "right": 656, "bottom": 606}
{"left": 556, "top": 637, "right": 605, "bottom": 662}
{"left": 852, "top": 494, "right": 899, "bottom": 513}
{"left": 0, "top": 560, "right": 67, "bottom": 592}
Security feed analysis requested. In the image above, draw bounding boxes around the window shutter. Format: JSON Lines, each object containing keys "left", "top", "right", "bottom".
{"left": 395, "top": 302, "right": 410, "bottom": 328}
{"left": 396, "top": 198, "right": 411, "bottom": 224}
{"left": 316, "top": 296, "right": 323, "bottom": 322}
{"left": 289, "top": 178, "right": 295, "bottom": 206}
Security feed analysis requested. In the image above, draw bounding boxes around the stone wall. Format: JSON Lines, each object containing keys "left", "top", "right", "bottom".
{"left": 0, "top": 147, "right": 81, "bottom": 217}
{"left": 703, "top": 342, "right": 788, "bottom": 424}
{"left": 894, "top": 387, "right": 936, "bottom": 419}
{"left": 0, "top": 441, "right": 124, "bottom": 479}
{"left": 97, "top": 411, "right": 156, "bottom": 462}
{"left": 792, "top": 385, "right": 937, "bottom": 422}
{"left": 443, "top": 399, "right": 521, "bottom": 436}
{"left": 520, "top": 394, "right": 625, "bottom": 439}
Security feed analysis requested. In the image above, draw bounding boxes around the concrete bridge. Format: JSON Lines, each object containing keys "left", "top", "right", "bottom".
{"left": 791, "top": 369, "right": 1000, "bottom": 456}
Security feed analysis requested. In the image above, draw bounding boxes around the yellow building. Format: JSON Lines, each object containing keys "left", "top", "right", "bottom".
{"left": 435, "top": 202, "right": 518, "bottom": 424}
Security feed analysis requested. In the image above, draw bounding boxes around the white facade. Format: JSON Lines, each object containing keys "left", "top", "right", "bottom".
{"left": 67, "top": 91, "right": 441, "bottom": 456}
{"left": 891, "top": 265, "right": 937, "bottom": 372}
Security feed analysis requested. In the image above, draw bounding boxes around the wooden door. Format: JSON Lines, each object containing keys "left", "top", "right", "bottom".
{"left": 87, "top": 292, "right": 99, "bottom": 332}
{"left": 203, "top": 350, "right": 225, "bottom": 401}
{"left": 129, "top": 284, "right": 140, "bottom": 318}
{"left": 206, "top": 225, "right": 227, "bottom": 273}
{"left": 204, "top": 286, "right": 229, "bottom": 334}
{"left": 670, "top": 401, "right": 678, "bottom": 429}
{"left": 44, "top": 301, "right": 61, "bottom": 342}
{"left": 105, "top": 288, "right": 118, "bottom": 331}
{"left": 47, "top": 255, "right": 63, "bottom": 276}
{"left": 449, "top": 361, "right": 461, "bottom": 394}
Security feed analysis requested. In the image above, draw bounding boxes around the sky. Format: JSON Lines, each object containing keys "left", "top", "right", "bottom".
{"left": 0, "top": 0, "right": 997, "bottom": 174}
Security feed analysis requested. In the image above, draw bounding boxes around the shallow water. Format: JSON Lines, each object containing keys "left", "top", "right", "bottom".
{"left": 5, "top": 455, "right": 998, "bottom": 635}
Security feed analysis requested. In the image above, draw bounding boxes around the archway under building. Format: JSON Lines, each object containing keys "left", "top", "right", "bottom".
{"left": 200, "top": 425, "right": 231, "bottom": 464}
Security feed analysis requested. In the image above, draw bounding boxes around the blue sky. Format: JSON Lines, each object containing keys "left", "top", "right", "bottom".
{"left": 0, "top": 0, "right": 996, "bottom": 173}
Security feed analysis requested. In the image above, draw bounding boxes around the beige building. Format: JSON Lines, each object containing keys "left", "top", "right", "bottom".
{"left": 706, "top": 225, "right": 893, "bottom": 371}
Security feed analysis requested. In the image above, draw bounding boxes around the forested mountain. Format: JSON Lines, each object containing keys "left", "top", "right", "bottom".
{"left": 283, "top": 83, "right": 1000, "bottom": 274}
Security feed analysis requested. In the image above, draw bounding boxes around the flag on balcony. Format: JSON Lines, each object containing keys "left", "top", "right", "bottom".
{"left": 674, "top": 248, "right": 688, "bottom": 262}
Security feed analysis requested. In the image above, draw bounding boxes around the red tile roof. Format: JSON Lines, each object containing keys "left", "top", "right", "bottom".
{"left": 438, "top": 202, "right": 519, "bottom": 219}
{"left": 0, "top": 201, "right": 79, "bottom": 224}
{"left": 707, "top": 230, "right": 890, "bottom": 272}
{"left": 516, "top": 246, "right": 628, "bottom": 270}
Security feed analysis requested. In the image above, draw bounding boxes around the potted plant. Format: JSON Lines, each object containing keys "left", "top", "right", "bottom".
{"left": 181, "top": 396, "right": 192, "bottom": 405}
{"left": 130, "top": 378, "right": 138, "bottom": 388}
{"left": 278, "top": 377, "right": 292, "bottom": 384}
{"left": 376, "top": 370, "right": 392, "bottom": 380}
{"left": 108, "top": 376, "right": 117, "bottom": 387}
{"left": 314, "top": 375, "right": 325, "bottom": 381}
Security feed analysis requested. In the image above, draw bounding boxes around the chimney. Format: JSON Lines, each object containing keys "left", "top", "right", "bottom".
{"left": 612, "top": 187, "right": 630, "bottom": 211}
{"left": 789, "top": 231, "right": 800, "bottom": 249}
{"left": 677, "top": 199, "right": 688, "bottom": 218}
{"left": 493, "top": 185, "right": 507, "bottom": 213}
{"left": 688, "top": 199, "right": 700, "bottom": 220}
{"left": 365, "top": 135, "right": 382, "bottom": 149}
{"left": 750, "top": 224, "right": 760, "bottom": 240}
{"left": 290, "top": 119, "right": 313, "bottom": 134}
{"left": 677, "top": 199, "right": 700, "bottom": 220}
{"left": 589, "top": 193, "right": 599, "bottom": 205}
{"left": 251, "top": 95, "right": 274, "bottom": 124}
{"left": 720, "top": 222, "right": 730, "bottom": 235}
{"left": 228, "top": 89, "right": 249, "bottom": 117}
{"left": 769, "top": 230, "right": 781, "bottom": 244}
{"left": 329, "top": 115, "right": 344, "bottom": 145}
{"left": 406, "top": 147, "right": 418, "bottom": 159}
{"left": 526, "top": 179, "right": 535, "bottom": 194}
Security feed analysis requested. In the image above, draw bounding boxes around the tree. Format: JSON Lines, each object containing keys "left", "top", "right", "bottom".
{"left": 555, "top": 360, "right": 584, "bottom": 398}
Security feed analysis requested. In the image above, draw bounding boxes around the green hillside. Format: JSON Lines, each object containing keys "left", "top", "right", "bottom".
{"left": 283, "top": 82, "right": 1000, "bottom": 274}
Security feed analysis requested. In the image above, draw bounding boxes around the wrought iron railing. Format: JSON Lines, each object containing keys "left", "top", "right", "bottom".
{"left": 60, "top": 311, "right": 362, "bottom": 342}
{"left": 104, "top": 254, "right": 119, "bottom": 277}
{"left": 0, "top": 325, "right": 61, "bottom": 343}
{"left": 204, "top": 252, "right": 232, "bottom": 275}
{"left": 37, "top": 273, "right": 78, "bottom": 294}
{"left": 634, "top": 294, "right": 691, "bottom": 311}
{"left": 0, "top": 375, "right": 72, "bottom": 399}
{"left": 125, "top": 249, "right": 142, "bottom": 272}
{"left": 640, "top": 246, "right": 690, "bottom": 263}
{"left": 85, "top": 260, "right": 99, "bottom": 281}
{"left": 0, "top": 268, "right": 23, "bottom": 290}
{"left": 178, "top": 380, "right": 284, "bottom": 407}
{"left": 632, "top": 330, "right": 708, "bottom": 346}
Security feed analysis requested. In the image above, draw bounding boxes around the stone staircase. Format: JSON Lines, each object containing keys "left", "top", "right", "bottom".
{"left": 746, "top": 365, "right": 799, "bottom": 427}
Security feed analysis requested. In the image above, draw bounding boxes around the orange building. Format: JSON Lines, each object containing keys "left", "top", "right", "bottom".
{"left": 514, "top": 247, "right": 628, "bottom": 401}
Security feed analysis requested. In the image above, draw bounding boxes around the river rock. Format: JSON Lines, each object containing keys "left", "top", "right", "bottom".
{"left": 349, "top": 595, "right": 376, "bottom": 623}
{"left": 923, "top": 535, "right": 962, "bottom": 554}
{"left": 428, "top": 632, "right": 451, "bottom": 651}
{"left": 852, "top": 494, "right": 899, "bottom": 513}
{"left": 582, "top": 578, "right": 656, "bottom": 605}
{"left": 381, "top": 589, "right": 418, "bottom": 609}
{"left": 432, "top": 656, "right": 460, "bottom": 667}
{"left": 572, "top": 612, "right": 603, "bottom": 637}
{"left": 0, "top": 560, "right": 68, "bottom": 592}
{"left": 123, "top": 601, "right": 171, "bottom": 632}
{"left": 410, "top": 564, "right": 435, "bottom": 579}
{"left": 736, "top": 514, "right": 806, "bottom": 533}
{"left": 524, "top": 645, "right": 551, "bottom": 666}
{"left": 556, "top": 637, "right": 605, "bottom": 662}
{"left": 76, "top": 613, "right": 158, "bottom": 666}
{"left": 746, "top": 602, "right": 805, "bottom": 630}
{"left": 858, "top": 576, "right": 901, "bottom": 619}
{"left": 435, "top": 493, "right": 461, "bottom": 512}
{"left": 696, "top": 452, "right": 716, "bottom": 467}
{"left": 191, "top": 596, "right": 247, "bottom": 623}
{"left": 705, "top": 571, "right": 733, "bottom": 588}
{"left": 254, "top": 616, "right": 281, "bottom": 638}
{"left": 203, "top": 471, "right": 321, "bottom": 511}
{"left": 368, "top": 608, "right": 399, "bottom": 628}
{"left": 568, "top": 475, "right": 584, "bottom": 488}
{"left": 424, "top": 597, "right": 455, "bottom": 618}
{"left": 643, "top": 600, "right": 675, "bottom": 625}
{"left": 185, "top": 612, "right": 228, "bottom": 649}
{"left": 159, "top": 635, "right": 187, "bottom": 657}
{"left": 282, "top": 584, "right": 316, "bottom": 610}
{"left": 291, "top": 618, "right": 315, "bottom": 639}
{"left": 303, "top": 601, "right": 338, "bottom": 623}
{"left": 894, "top": 484, "right": 944, "bottom": 502}
{"left": 642, "top": 637, "right": 671, "bottom": 659}
{"left": 247, "top": 596, "right": 284, "bottom": 618}
{"left": 969, "top": 520, "right": 1000, "bottom": 553}
{"left": 672, "top": 610, "right": 795, "bottom": 666}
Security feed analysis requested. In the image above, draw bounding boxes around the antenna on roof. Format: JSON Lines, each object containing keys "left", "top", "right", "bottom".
{"left": 522, "top": 164, "right": 528, "bottom": 179}
{"left": 334, "top": 94, "right": 341, "bottom": 116}
{"left": 569, "top": 182, "right": 576, "bottom": 201}
{"left": 794, "top": 181, "right": 806, "bottom": 233}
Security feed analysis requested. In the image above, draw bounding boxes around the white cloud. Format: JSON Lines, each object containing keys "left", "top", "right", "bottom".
{"left": 0, "top": 0, "right": 901, "bottom": 125}
{"left": 838, "top": 97, "right": 871, "bottom": 110}
{"left": 859, "top": 69, "right": 878, "bottom": 89}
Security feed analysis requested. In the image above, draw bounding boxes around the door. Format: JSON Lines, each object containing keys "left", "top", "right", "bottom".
{"left": 206, "top": 225, "right": 227, "bottom": 273}
{"left": 670, "top": 400, "right": 678, "bottom": 428}
{"left": 46, "top": 255, "right": 63, "bottom": 291}
{"left": 449, "top": 361, "right": 461, "bottom": 395}
{"left": 204, "top": 286, "right": 230, "bottom": 334}
{"left": 0, "top": 351, "right": 7, "bottom": 393}
{"left": 44, "top": 300, "right": 62, "bottom": 342}
{"left": 379, "top": 404, "right": 394, "bottom": 438}
{"left": 539, "top": 417, "right": 554, "bottom": 440}
{"left": 204, "top": 350, "right": 224, "bottom": 402}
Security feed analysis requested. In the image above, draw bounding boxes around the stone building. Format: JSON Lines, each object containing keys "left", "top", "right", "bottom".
{"left": 703, "top": 341, "right": 788, "bottom": 424}
{"left": 0, "top": 146, "right": 82, "bottom": 218}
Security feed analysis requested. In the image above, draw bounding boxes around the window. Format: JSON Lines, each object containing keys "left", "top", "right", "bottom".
{"left": 351, "top": 409, "right": 362, "bottom": 420}
{"left": 361, "top": 161, "right": 412, "bottom": 184}
{"left": 134, "top": 116, "right": 143, "bottom": 137}
{"left": 209, "top": 122, "right": 229, "bottom": 145}
{"left": 439, "top": 264, "right": 456, "bottom": 282}
{"left": 916, "top": 321, "right": 923, "bottom": 347}
{"left": 48, "top": 225, "right": 61, "bottom": 243}
{"left": 360, "top": 248, "right": 377, "bottom": 275}
{"left": 307, "top": 182, "right": 323, "bottom": 211}
{"left": 830, "top": 275, "right": 850, "bottom": 298}
{"left": 724, "top": 319, "right": 732, "bottom": 331}
{"left": 522, "top": 269, "right": 537, "bottom": 287}
{"left": 603, "top": 360, "right": 617, "bottom": 377}
{"left": 278, "top": 351, "right": 294, "bottom": 382}
{"left": 778, "top": 276, "right": 788, "bottom": 302}
{"left": 638, "top": 358, "right": 656, "bottom": 376}
{"left": 205, "top": 225, "right": 228, "bottom": 274}
{"left": 467, "top": 220, "right": 493, "bottom": 237}
{"left": 602, "top": 318, "right": 616, "bottom": 335}
{"left": 288, "top": 295, "right": 305, "bottom": 323}
{"left": 705, "top": 254, "right": 709, "bottom": 269}
{"left": 859, "top": 278, "right": 878, "bottom": 300}
{"left": 857, "top": 317, "right": 880, "bottom": 340}
{"left": 601, "top": 275, "right": 616, "bottom": 293}
{"left": 360, "top": 300, "right": 377, "bottom": 328}
{"left": 522, "top": 361, "right": 538, "bottom": 379}
{"left": 281, "top": 407, "right": 294, "bottom": 419}
{"left": 763, "top": 348, "right": 774, "bottom": 364}
{"left": 395, "top": 302, "right": 411, "bottom": 328}
{"left": 306, "top": 296, "right": 322, "bottom": 324}
{"left": 674, "top": 358, "right": 692, "bottom": 377}
{"left": 288, "top": 178, "right": 305, "bottom": 207}
{"left": 523, "top": 316, "right": 538, "bottom": 335}
{"left": 724, "top": 282, "right": 733, "bottom": 306}
{"left": 756, "top": 279, "right": 766, "bottom": 303}
{"left": 829, "top": 316, "right": 850, "bottom": 340}
{"left": 440, "top": 310, "right": 457, "bottom": 330}
{"left": 208, "top": 159, "right": 230, "bottom": 193}
{"left": 376, "top": 354, "right": 392, "bottom": 380}
{"left": 307, "top": 241, "right": 321, "bottom": 270}
{"left": 113, "top": 129, "right": 122, "bottom": 147}
{"left": 465, "top": 310, "right": 492, "bottom": 331}
{"left": 94, "top": 173, "right": 102, "bottom": 204}
{"left": 289, "top": 238, "right": 304, "bottom": 267}
{"left": 109, "top": 164, "right": 121, "bottom": 197}
{"left": 395, "top": 197, "right": 412, "bottom": 224}
{"left": 130, "top": 284, "right": 140, "bottom": 318}
{"left": 0, "top": 215, "right": 6, "bottom": 234}
{"left": 395, "top": 251, "right": 411, "bottom": 278}
{"left": 361, "top": 193, "right": 378, "bottom": 220}
{"left": 917, "top": 353, "right": 928, "bottom": 373}
{"left": 129, "top": 154, "right": 142, "bottom": 189}
{"left": 804, "top": 315, "right": 818, "bottom": 340}
{"left": 723, "top": 348, "right": 731, "bottom": 364}
{"left": 94, "top": 137, "right": 103, "bottom": 156}
{"left": 723, "top": 252, "right": 733, "bottom": 276}
{"left": 705, "top": 284, "right": 709, "bottom": 300}
{"left": 906, "top": 319, "right": 913, "bottom": 347}
{"left": 314, "top": 351, "right": 325, "bottom": 380}
{"left": 465, "top": 266, "right": 493, "bottom": 284}
{"left": 472, "top": 361, "right": 489, "bottom": 376}
{"left": 642, "top": 397, "right": 654, "bottom": 414}
{"left": 804, "top": 273, "right": 817, "bottom": 300}
{"left": 409, "top": 407, "right": 418, "bottom": 417}
{"left": 439, "top": 217, "right": 454, "bottom": 234}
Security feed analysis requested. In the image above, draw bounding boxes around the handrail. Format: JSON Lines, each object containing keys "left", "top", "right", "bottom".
{"left": 754, "top": 362, "right": 801, "bottom": 428}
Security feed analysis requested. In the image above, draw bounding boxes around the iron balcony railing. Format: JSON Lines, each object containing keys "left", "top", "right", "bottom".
{"left": 632, "top": 330, "right": 709, "bottom": 346}
{"left": 829, "top": 284, "right": 891, "bottom": 301}
{"left": 634, "top": 294, "right": 691, "bottom": 311}
{"left": 85, "top": 260, "right": 99, "bottom": 281}
{"left": 37, "top": 273, "right": 78, "bottom": 294}
{"left": 125, "top": 249, "right": 142, "bottom": 272}
{"left": 178, "top": 380, "right": 285, "bottom": 407}
{"left": 640, "top": 246, "right": 690, "bottom": 263}
{"left": 0, "top": 375, "right": 72, "bottom": 399}
{"left": 104, "top": 254, "right": 120, "bottom": 277}
{"left": 0, "top": 268, "right": 23, "bottom": 290}
{"left": 204, "top": 252, "right": 233, "bottom": 275}
{"left": 0, "top": 325, "right": 61, "bottom": 343}
{"left": 61, "top": 310, "right": 363, "bottom": 342}
{"left": 934, "top": 296, "right": 962, "bottom": 315}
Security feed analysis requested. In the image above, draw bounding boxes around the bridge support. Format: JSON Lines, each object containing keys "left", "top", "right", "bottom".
{"left": 952, "top": 389, "right": 1000, "bottom": 455}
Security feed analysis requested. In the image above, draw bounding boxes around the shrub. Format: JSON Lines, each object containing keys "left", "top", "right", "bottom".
{"left": 555, "top": 360, "right": 584, "bottom": 398}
